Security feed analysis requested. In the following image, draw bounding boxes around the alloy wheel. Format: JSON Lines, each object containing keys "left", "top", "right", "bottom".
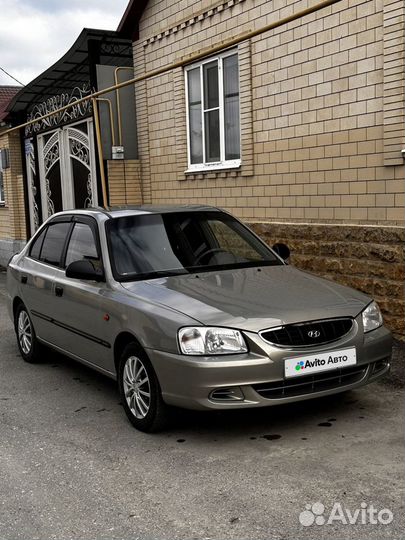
{"left": 18, "top": 310, "right": 32, "bottom": 355}
{"left": 123, "top": 355, "right": 151, "bottom": 419}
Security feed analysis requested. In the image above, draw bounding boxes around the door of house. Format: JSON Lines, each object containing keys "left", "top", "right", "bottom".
{"left": 36, "top": 119, "right": 98, "bottom": 222}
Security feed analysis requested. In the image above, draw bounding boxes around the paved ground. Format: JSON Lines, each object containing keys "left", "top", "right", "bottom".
{"left": 0, "top": 271, "right": 404, "bottom": 540}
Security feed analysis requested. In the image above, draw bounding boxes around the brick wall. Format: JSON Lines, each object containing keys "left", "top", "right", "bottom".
{"left": 107, "top": 159, "right": 143, "bottom": 206}
{"left": 0, "top": 131, "right": 26, "bottom": 265}
{"left": 133, "top": 0, "right": 404, "bottom": 223}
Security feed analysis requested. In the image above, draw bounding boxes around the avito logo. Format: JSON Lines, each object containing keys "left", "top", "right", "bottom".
{"left": 299, "top": 502, "right": 394, "bottom": 527}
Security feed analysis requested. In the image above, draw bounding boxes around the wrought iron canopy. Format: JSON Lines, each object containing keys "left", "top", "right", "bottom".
{"left": 6, "top": 28, "right": 133, "bottom": 129}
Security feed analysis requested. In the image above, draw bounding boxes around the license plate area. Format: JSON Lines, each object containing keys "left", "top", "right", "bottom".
{"left": 285, "top": 347, "right": 357, "bottom": 378}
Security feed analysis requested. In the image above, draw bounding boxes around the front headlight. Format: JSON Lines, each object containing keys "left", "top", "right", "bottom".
{"left": 178, "top": 327, "right": 248, "bottom": 355}
{"left": 362, "top": 301, "right": 383, "bottom": 333}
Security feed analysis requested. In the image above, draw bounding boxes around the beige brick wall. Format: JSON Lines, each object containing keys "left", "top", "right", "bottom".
{"left": 107, "top": 159, "right": 143, "bottom": 206}
{"left": 0, "top": 131, "right": 26, "bottom": 242}
{"left": 133, "top": 0, "right": 405, "bottom": 224}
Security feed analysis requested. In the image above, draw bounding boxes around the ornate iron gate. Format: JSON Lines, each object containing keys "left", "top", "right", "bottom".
{"left": 36, "top": 119, "right": 97, "bottom": 222}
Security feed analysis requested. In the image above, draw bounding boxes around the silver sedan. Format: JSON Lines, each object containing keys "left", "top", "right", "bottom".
{"left": 7, "top": 206, "right": 392, "bottom": 432}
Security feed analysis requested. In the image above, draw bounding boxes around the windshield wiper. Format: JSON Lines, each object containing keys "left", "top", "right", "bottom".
{"left": 184, "top": 260, "right": 282, "bottom": 273}
{"left": 120, "top": 269, "right": 189, "bottom": 282}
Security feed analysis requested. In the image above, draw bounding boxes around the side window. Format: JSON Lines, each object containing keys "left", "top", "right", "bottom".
{"left": 65, "top": 223, "right": 99, "bottom": 268}
{"left": 39, "top": 222, "right": 71, "bottom": 266}
{"left": 29, "top": 228, "right": 47, "bottom": 260}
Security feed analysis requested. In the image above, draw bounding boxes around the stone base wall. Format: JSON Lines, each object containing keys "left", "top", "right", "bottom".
{"left": 250, "top": 222, "right": 405, "bottom": 339}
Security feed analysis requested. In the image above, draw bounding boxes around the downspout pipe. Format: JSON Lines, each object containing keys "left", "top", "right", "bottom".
{"left": 114, "top": 67, "right": 134, "bottom": 147}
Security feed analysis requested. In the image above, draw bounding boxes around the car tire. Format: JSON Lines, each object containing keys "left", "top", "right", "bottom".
{"left": 15, "top": 303, "right": 42, "bottom": 364}
{"left": 118, "top": 343, "right": 170, "bottom": 433}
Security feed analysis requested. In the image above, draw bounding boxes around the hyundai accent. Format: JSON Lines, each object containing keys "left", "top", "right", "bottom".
{"left": 7, "top": 206, "right": 392, "bottom": 431}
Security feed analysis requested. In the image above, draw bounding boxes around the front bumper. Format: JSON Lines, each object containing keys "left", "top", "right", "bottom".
{"left": 148, "top": 323, "right": 393, "bottom": 410}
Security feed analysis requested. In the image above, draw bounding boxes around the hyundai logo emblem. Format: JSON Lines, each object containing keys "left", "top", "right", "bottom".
{"left": 308, "top": 330, "right": 321, "bottom": 338}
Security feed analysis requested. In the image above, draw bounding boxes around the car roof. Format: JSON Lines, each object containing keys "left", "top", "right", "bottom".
{"left": 49, "top": 204, "right": 223, "bottom": 221}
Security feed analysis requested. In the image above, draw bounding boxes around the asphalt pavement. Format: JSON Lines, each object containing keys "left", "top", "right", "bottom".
{"left": 0, "top": 271, "right": 404, "bottom": 540}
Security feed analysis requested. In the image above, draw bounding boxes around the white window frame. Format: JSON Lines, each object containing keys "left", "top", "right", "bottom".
{"left": 0, "top": 150, "right": 5, "bottom": 205}
{"left": 185, "top": 49, "right": 241, "bottom": 173}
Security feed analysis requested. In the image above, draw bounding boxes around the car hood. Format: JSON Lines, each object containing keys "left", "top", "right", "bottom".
{"left": 120, "top": 266, "right": 371, "bottom": 332}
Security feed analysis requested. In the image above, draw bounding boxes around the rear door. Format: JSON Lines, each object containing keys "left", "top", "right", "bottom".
{"left": 49, "top": 216, "right": 113, "bottom": 372}
{"left": 19, "top": 218, "right": 72, "bottom": 343}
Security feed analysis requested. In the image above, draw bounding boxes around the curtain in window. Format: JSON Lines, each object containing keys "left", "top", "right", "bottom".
{"left": 223, "top": 55, "right": 240, "bottom": 161}
{"left": 204, "top": 61, "right": 220, "bottom": 162}
{"left": 187, "top": 68, "right": 203, "bottom": 164}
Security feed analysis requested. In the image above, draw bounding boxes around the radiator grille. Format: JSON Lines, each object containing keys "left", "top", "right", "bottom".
{"left": 260, "top": 318, "right": 354, "bottom": 347}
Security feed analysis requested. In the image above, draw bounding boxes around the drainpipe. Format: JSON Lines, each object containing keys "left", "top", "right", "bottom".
{"left": 92, "top": 98, "right": 108, "bottom": 208}
{"left": 96, "top": 98, "right": 116, "bottom": 147}
{"left": 114, "top": 67, "right": 134, "bottom": 148}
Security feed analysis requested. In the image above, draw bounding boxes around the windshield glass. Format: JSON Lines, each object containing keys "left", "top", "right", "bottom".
{"left": 107, "top": 211, "right": 282, "bottom": 281}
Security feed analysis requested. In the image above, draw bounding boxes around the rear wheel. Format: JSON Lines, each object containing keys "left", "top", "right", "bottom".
{"left": 15, "top": 304, "right": 42, "bottom": 363}
{"left": 118, "top": 343, "right": 170, "bottom": 432}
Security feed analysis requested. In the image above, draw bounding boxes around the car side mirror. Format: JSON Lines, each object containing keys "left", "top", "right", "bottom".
{"left": 66, "top": 260, "right": 104, "bottom": 282}
{"left": 272, "top": 242, "right": 290, "bottom": 262}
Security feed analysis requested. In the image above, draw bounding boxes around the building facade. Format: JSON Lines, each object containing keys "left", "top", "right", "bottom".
{"left": 117, "top": 0, "right": 405, "bottom": 338}
{"left": 0, "top": 86, "right": 26, "bottom": 266}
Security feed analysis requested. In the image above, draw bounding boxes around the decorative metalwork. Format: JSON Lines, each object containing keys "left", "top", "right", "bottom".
{"left": 43, "top": 132, "right": 60, "bottom": 175}
{"left": 45, "top": 177, "right": 55, "bottom": 217}
{"left": 41, "top": 131, "right": 60, "bottom": 217}
{"left": 68, "top": 128, "right": 90, "bottom": 167}
{"left": 68, "top": 126, "right": 93, "bottom": 208}
{"left": 100, "top": 42, "right": 132, "bottom": 58}
{"left": 28, "top": 147, "right": 40, "bottom": 231}
{"left": 85, "top": 173, "right": 93, "bottom": 208}
{"left": 25, "top": 84, "right": 94, "bottom": 136}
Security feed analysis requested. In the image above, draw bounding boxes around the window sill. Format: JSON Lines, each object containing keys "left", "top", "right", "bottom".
{"left": 185, "top": 160, "right": 241, "bottom": 174}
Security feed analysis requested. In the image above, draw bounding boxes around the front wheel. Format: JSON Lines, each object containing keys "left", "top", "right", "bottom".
{"left": 118, "top": 344, "right": 170, "bottom": 432}
{"left": 15, "top": 304, "right": 42, "bottom": 363}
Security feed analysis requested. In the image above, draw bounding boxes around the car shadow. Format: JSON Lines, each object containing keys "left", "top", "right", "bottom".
{"left": 39, "top": 346, "right": 369, "bottom": 440}
{"left": 166, "top": 393, "right": 363, "bottom": 437}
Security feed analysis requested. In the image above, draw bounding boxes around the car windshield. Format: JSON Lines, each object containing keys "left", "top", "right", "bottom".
{"left": 107, "top": 211, "right": 282, "bottom": 281}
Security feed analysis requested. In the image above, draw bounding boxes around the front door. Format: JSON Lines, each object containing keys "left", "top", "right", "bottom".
{"left": 49, "top": 217, "right": 112, "bottom": 373}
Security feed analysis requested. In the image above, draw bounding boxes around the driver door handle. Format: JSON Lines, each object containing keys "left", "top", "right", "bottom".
{"left": 55, "top": 285, "right": 64, "bottom": 297}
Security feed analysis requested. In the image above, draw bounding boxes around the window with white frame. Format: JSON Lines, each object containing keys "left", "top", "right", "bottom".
{"left": 185, "top": 50, "right": 241, "bottom": 172}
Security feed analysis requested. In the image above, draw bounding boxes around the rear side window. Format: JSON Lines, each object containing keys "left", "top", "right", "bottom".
{"left": 65, "top": 223, "right": 99, "bottom": 268}
{"left": 39, "top": 222, "right": 71, "bottom": 266}
{"left": 29, "top": 228, "right": 47, "bottom": 260}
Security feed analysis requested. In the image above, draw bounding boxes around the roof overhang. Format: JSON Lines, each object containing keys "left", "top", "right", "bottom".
{"left": 0, "top": 86, "right": 21, "bottom": 123}
{"left": 117, "top": 0, "right": 149, "bottom": 41}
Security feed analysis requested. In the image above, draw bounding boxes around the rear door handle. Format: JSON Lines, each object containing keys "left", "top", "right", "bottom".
{"left": 21, "top": 275, "right": 27, "bottom": 284}
{"left": 55, "top": 286, "right": 64, "bottom": 297}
